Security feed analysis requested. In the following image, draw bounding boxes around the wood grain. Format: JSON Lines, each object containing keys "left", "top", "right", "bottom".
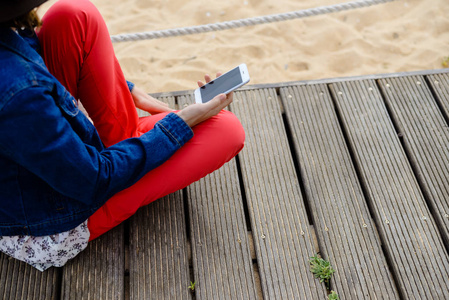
{"left": 281, "top": 84, "right": 399, "bottom": 299}
{"left": 331, "top": 78, "right": 449, "bottom": 298}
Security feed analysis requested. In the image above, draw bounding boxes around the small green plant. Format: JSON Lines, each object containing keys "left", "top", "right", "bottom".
{"left": 328, "top": 290, "right": 340, "bottom": 300}
{"left": 443, "top": 56, "right": 449, "bottom": 68}
{"left": 309, "top": 254, "right": 335, "bottom": 289}
{"left": 188, "top": 281, "right": 196, "bottom": 291}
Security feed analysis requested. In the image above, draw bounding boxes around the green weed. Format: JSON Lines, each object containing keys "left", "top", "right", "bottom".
{"left": 328, "top": 290, "right": 340, "bottom": 300}
{"left": 188, "top": 281, "right": 196, "bottom": 292}
{"left": 309, "top": 254, "right": 335, "bottom": 289}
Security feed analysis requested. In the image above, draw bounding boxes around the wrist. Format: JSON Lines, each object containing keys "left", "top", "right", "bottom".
{"left": 175, "top": 110, "right": 194, "bottom": 127}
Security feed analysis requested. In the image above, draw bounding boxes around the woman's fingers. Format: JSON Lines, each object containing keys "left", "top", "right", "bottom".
{"left": 197, "top": 73, "right": 222, "bottom": 87}
{"left": 206, "top": 92, "right": 233, "bottom": 113}
{"left": 176, "top": 92, "right": 233, "bottom": 128}
{"left": 131, "top": 86, "right": 173, "bottom": 114}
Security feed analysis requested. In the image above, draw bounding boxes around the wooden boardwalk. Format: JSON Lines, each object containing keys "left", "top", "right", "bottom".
{"left": 2, "top": 69, "right": 449, "bottom": 299}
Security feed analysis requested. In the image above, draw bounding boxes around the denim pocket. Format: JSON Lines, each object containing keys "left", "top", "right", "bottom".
{"left": 58, "top": 91, "right": 80, "bottom": 117}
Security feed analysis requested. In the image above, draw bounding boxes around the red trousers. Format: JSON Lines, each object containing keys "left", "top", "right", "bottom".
{"left": 38, "top": 0, "right": 245, "bottom": 240}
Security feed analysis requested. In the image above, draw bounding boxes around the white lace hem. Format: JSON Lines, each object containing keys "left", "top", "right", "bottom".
{"left": 0, "top": 221, "right": 90, "bottom": 272}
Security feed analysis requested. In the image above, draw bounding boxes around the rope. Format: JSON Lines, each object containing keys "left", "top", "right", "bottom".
{"left": 111, "top": 0, "right": 396, "bottom": 43}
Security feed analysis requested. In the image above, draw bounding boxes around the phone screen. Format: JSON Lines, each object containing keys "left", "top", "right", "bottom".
{"left": 200, "top": 67, "right": 242, "bottom": 103}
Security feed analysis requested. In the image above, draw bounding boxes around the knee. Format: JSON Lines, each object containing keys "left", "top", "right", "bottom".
{"left": 213, "top": 110, "right": 246, "bottom": 154}
{"left": 40, "top": 0, "right": 104, "bottom": 34}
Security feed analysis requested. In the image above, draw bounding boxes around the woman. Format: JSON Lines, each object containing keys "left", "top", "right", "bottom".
{"left": 0, "top": 0, "right": 244, "bottom": 271}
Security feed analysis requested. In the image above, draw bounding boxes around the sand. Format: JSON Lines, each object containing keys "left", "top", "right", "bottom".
{"left": 39, "top": 0, "right": 449, "bottom": 94}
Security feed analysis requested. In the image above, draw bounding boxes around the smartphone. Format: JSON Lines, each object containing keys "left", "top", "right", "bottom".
{"left": 194, "top": 64, "right": 250, "bottom": 104}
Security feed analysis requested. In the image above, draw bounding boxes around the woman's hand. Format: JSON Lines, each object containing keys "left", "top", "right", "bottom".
{"left": 131, "top": 85, "right": 173, "bottom": 114}
{"left": 176, "top": 73, "right": 233, "bottom": 127}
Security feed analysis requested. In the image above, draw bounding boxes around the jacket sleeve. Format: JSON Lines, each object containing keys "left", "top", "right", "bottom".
{"left": 0, "top": 86, "right": 193, "bottom": 203}
{"left": 126, "top": 80, "right": 135, "bottom": 92}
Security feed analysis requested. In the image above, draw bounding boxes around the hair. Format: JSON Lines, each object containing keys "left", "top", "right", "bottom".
{"left": 0, "top": 9, "right": 42, "bottom": 30}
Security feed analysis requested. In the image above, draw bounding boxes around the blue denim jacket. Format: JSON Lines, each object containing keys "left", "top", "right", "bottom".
{"left": 0, "top": 28, "right": 193, "bottom": 236}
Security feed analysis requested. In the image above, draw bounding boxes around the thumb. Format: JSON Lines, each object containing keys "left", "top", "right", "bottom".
{"left": 208, "top": 93, "right": 227, "bottom": 106}
{"left": 216, "top": 93, "right": 227, "bottom": 102}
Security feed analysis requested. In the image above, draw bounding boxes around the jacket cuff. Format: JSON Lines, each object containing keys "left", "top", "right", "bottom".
{"left": 126, "top": 81, "right": 135, "bottom": 92}
{"left": 156, "top": 112, "right": 193, "bottom": 147}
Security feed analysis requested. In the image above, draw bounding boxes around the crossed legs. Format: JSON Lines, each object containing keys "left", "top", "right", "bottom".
{"left": 38, "top": 0, "right": 245, "bottom": 240}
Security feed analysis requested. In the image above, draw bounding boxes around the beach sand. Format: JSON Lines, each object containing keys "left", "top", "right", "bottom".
{"left": 39, "top": 0, "right": 449, "bottom": 94}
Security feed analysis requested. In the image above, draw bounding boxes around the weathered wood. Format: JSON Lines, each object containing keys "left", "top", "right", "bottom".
{"left": 177, "top": 94, "right": 257, "bottom": 300}
{"left": 379, "top": 75, "right": 449, "bottom": 247}
{"left": 0, "top": 252, "right": 60, "bottom": 300}
{"left": 231, "top": 89, "right": 327, "bottom": 299}
{"left": 130, "top": 96, "right": 192, "bottom": 299}
{"left": 330, "top": 79, "right": 449, "bottom": 299}
{"left": 129, "top": 191, "right": 192, "bottom": 300}
{"left": 187, "top": 162, "right": 258, "bottom": 300}
{"left": 61, "top": 224, "right": 125, "bottom": 300}
{"left": 149, "top": 69, "right": 449, "bottom": 99}
{"left": 427, "top": 73, "right": 449, "bottom": 121}
{"left": 5, "top": 71, "right": 449, "bottom": 299}
{"left": 281, "top": 84, "right": 399, "bottom": 299}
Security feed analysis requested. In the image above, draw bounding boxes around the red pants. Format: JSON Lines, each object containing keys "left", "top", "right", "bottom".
{"left": 38, "top": 0, "right": 245, "bottom": 240}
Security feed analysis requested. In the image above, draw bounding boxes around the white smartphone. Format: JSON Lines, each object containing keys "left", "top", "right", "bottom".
{"left": 194, "top": 63, "right": 250, "bottom": 104}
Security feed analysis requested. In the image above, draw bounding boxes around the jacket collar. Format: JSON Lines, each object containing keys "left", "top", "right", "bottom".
{"left": 0, "top": 27, "right": 47, "bottom": 70}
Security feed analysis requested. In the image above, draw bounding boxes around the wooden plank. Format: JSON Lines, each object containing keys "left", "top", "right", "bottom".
{"left": 186, "top": 161, "right": 258, "bottom": 300}
{"left": 61, "top": 224, "right": 125, "bottom": 300}
{"left": 231, "top": 89, "right": 327, "bottom": 299}
{"left": 130, "top": 95, "right": 192, "bottom": 299}
{"left": 379, "top": 75, "right": 449, "bottom": 247}
{"left": 149, "top": 69, "right": 449, "bottom": 99}
{"left": 330, "top": 79, "right": 449, "bottom": 299}
{"left": 281, "top": 84, "right": 399, "bottom": 299}
{"left": 129, "top": 191, "right": 192, "bottom": 300}
{"left": 428, "top": 73, "right": 449, "bottom": 120}
{"left": 0, "top": 252, "right": 60, "bottom": 300}
{"left": 177, "top": 94, "right": 257, "bottom": 300}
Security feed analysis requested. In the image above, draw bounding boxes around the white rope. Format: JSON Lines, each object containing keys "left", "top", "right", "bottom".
{"left": 111, "top": 0, "right": 396, "bottom": 43}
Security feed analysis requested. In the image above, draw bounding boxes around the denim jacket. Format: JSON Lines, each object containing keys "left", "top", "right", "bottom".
{"left": 0, "top": 28, "right": 193, "bottom": 236}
